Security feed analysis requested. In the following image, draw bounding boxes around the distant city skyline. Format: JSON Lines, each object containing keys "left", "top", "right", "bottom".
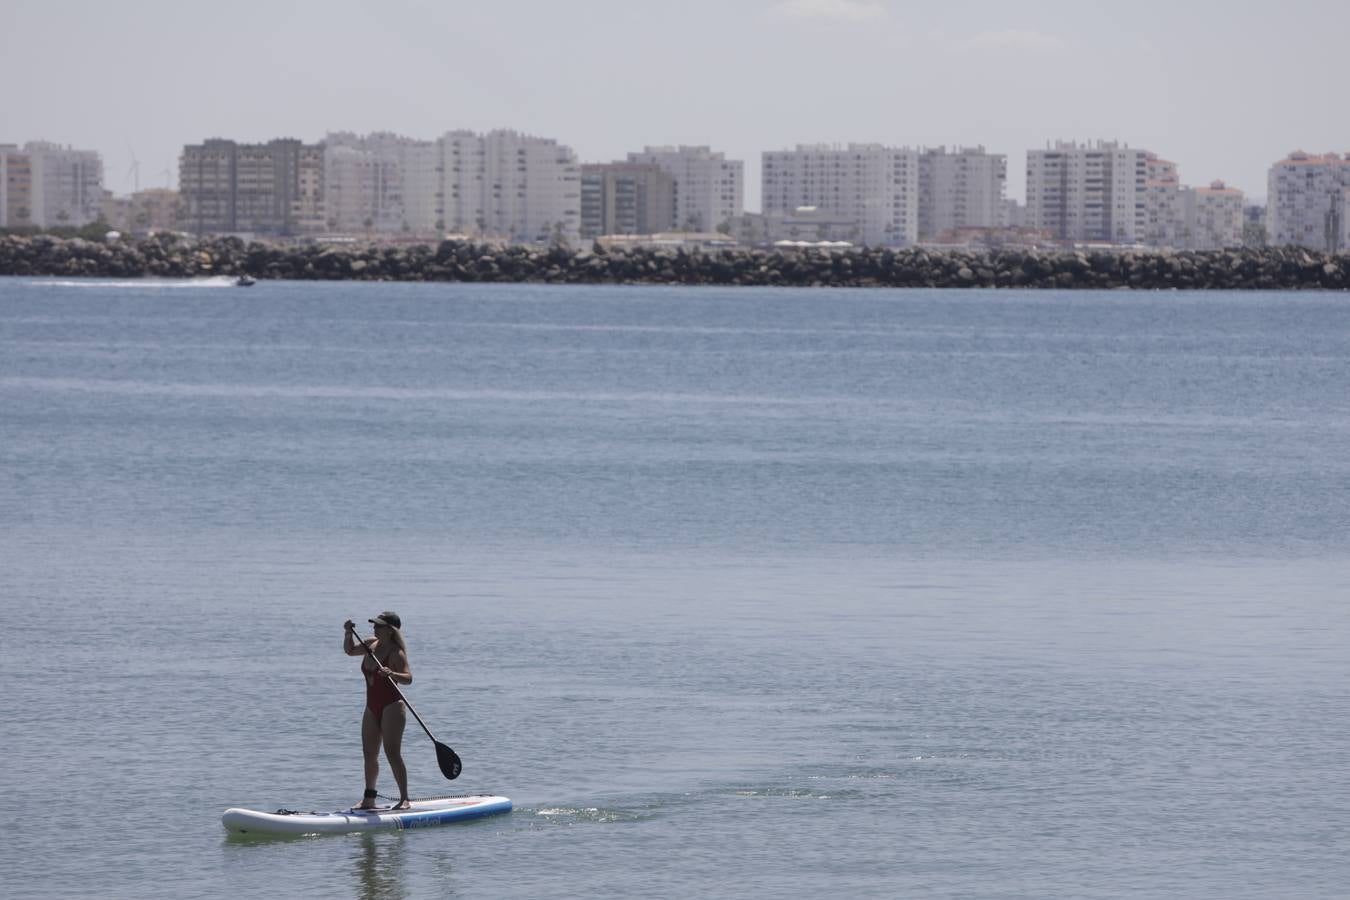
{"left": 4, "top": 0, "right": 1345, "bottom": 209}
{"left": 11, "top": 133, "right": 1350, "bottom": 252}
{"left": 7, "top": 127, "right": 1336, "bottom": 211}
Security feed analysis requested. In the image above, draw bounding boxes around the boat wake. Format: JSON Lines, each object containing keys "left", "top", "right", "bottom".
{"left": 26, "top": 276, "right": 238, "bottom": 289}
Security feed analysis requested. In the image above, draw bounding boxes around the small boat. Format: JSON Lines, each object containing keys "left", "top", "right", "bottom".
{"left": 222, "top": 794, "right": 511, "bottom": 836}
{"left": 235, "top": 275, "right": 257, "bottom": 287}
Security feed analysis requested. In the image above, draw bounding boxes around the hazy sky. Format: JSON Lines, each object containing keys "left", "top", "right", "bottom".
{"left": 4, "top": 0, "right": 1346, "bottom": 207}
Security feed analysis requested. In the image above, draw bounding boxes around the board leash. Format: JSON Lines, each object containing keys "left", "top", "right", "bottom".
{"left": 378, "top": 792, "right": 479, "bottom": 803}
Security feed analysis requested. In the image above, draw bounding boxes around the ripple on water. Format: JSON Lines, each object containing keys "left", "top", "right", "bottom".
{"left": 532, "top": 806, "right": 655, "bottom": 824}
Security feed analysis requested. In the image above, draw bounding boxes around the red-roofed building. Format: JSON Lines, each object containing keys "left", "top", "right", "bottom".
{"left": 1267, "top": 151, "right": 1350, "bottom": 251}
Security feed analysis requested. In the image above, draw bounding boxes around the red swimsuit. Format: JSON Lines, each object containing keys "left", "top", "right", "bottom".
{"left": 363, "top": 648, "right": 403, "bottom": 719}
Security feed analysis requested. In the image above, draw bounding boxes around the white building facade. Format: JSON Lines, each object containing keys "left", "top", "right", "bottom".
{"left": 322, "top": 132, "right": 420, "bottom": 233}
{"left": 917, "top": 146, "right": 1006, "bottom": 240}
{"left": 399, "top": 141, "right": 443, "bottom": 234}
{"left": 761, "top": 143, "right": 919, "bottom": 246}
{"left": 1182, "top": 181, "right": 1244, "bottom": 250}
{"left": 1026, "top": 140, "right": 1149, "bottom": 244}
{"left": 1142, "top": 154, "right": 1183, "bottom": 248}
{"left": 440, "top": 130, "right": 581, "bottom": 245}
{"left": 0, "top": 141, "right": 103, "bottom": 228}
{"left": 625, "top": 145, "right": 743, "bottom": 233}
{"left": 317, "top": 129, "right": 581, "bottom": 242}
{"left": 1141, "top": 155, "right": 1244, "bottom": 250}
{"left": 1266, "top": 151, "right": 1350, "bottom": 251}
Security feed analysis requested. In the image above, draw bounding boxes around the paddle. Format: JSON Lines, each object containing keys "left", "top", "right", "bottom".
{"left": 351, "top": 626, "right": 462, "bottom": 780}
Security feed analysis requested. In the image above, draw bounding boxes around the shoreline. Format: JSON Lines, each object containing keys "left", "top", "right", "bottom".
{"left": 2, "top": 234, "right": 1347, "bottom": 290}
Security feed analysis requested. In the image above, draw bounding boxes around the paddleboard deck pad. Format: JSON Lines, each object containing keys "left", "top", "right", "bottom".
{"left": 222, "top": 794, "right": 511, "bottom": 835}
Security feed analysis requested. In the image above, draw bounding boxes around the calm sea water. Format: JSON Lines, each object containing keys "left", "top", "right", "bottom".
{"left": 3, "top": 276, "right": 1349, "bottom": 898}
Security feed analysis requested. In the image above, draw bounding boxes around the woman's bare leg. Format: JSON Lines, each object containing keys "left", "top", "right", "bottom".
{"left": 381, "top": 702, "right": 410, "bottom": 807}
{"left": 359, "top": 708, "right": 381, "bottom": 808}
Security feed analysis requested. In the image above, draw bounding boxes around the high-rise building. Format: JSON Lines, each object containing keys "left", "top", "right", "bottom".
{"left": 323, "top": 132, "right": 417, "bottom": 233}
{"left": 1266, "top": 151, "right": 1350, "bottom": 251}
{"left": 1142, "top": 154, "right": 1183, "bottom": 248}
{"left": 579, "top": 163, "right": 676, "bottom": 239}
{"left": 320, "top": 131, "right": 447, "bottom": 235}
{"left": 1140, "top": 155, "right": 1244, "bottom": 249}
{"left": 1026, "top": 140, "right": 1149, "bottom": 244}
{"left": 917, "top": 146, "right": 1006, "bottom": 240}
{"left": 625, "top": 146, "right": 743, "bottom": 233}
{"left": 439, "top": 130, "right": 581, "bottom": 245}
{"left": 0, "top": 142, "right": 103, "bottom": 228}
{"left": 178, "top": 139, "right": 235, "bottom": 235}
{"left": 0, "top": 146, "right": 33, "bottom": 228}
{"left": 761, "top": 143, "right": 919, "bottom": 246}
{"left": 400, "top": 141, "right": 443, "bottom": 234}
{"left": 1182, "top": 181, "right": 1244, "bottom": 250}
{"left": 179, "top": 138, "right": 324, "bottom": 236}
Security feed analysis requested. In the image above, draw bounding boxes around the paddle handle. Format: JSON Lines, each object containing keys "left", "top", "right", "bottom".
{"left": 349, "top": 626, "right": 439, "bottom": 743}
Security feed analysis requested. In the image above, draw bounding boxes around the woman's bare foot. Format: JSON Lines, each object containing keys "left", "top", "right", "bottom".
{"left": 392, "top": 798, "right": 412, "bottom": 810}
{"left": 356, "top": 789, "right": 379, "bottom": 810}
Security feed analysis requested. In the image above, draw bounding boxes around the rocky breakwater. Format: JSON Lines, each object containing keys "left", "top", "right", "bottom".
{"left": 2, "top": 234, "right": 1349, "bottom": 290}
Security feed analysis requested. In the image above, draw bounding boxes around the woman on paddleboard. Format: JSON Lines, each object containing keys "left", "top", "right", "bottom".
{"left": 343, "top": 612, "right": 412, "bottom": 810}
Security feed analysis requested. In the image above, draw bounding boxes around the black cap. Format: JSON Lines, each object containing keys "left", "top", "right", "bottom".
{"left": 369, "top": 611, "right": 402, "bottom": 629}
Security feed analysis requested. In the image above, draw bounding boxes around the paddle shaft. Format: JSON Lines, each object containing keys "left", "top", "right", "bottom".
{"left": 350, "top": 627, "right": 440, "bottom": 743}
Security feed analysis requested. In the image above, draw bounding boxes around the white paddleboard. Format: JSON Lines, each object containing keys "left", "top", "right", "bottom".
{"left": 222, "top": 794, "right": 511, "bottom": 836}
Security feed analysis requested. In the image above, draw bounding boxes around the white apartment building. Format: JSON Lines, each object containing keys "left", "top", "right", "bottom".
{"left": 1266, "top": 151, "right": 1350, "bottom": 251}
{"left": 918, "top": 146, "right": 1006, "bottom": 240}
{"left": 1143, "top": 154, "right": 1183, "bottom": 247}
{"left": 625, "top": 146, "right": 743, "bottom": 233}
{"left": 440, "top": 130, "right": 485, "bottom": 235}
{"left": 322, "top": 132, "right": 419, "bottom": 233}
{"left": 400, "top": 141, "right": 442, "bottom": 234}
{"left": 1141, "top": 155, "right": 1244, "bottom": 250}
{"left": 1182, "top": 181, "right": 1244, "bottom": 250}
{"left": 1026, "top": 140, "right": 1149, "bottom": 244}
{"left": 0, "top": 141, "right": 103, "bottom": 228}
{"left": 320, "top": 129, "right": 582, "bottom": 242}
{"left": 440, "top": 130, "right": 581, "bottom": 245}
{"left": 761, "top": 143, "right": 919, "bottom": 246}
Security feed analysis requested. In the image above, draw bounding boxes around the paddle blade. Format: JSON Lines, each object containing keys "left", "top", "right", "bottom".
{"left": 436, "top": 741, "right": 462, "bottom": 780}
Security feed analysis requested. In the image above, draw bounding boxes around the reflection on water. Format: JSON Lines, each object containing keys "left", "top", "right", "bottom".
{"left": 220, "top": 822, "right": 430, "bottom": 900}
{"left": 352, "top": 833, "right": 408, "bottom": 900}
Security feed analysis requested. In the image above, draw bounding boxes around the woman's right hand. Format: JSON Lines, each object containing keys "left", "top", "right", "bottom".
{"left": 343, "top": 619, "right": 356, "bottom": 632}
